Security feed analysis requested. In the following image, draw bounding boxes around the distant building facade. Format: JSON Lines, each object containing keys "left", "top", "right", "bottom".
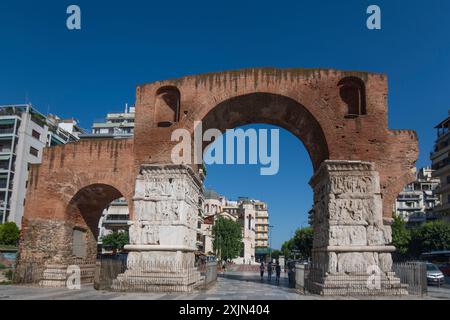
{"left": 80, "top": 105, "right": 135, "bottom": 140}
{"left": 0, "top": 104, "right": 82, "bottom": 225}
{"left": 394, "top": 167, "right": 440, "bottom": 224}
{"left": 253, "top": 200, "right": 269, "bottom": 260}
{"left": 202, "top": 189, "right": 270, "bottom": 264}
{"left": 431, "top": 111, "right": 450, "bottom": 221}
{"left": 97, "top": 198, "right": 129, "bottom": 247}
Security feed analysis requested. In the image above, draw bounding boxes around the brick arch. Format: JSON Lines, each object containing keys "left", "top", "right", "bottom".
{"left": 17, "top": 139, "right": 135, "bottom": 265}
{"left": 66, "top": 183, "right": 127, "bottom": 239}
{"left": 199, "top": 92, "right": 329, "bottom": 171}
{"left": 64, "top": 183, "right": 130, "bottom": 263}
{"left": 134, "top": 68, "right": 418, "bottom": 218}
{"left": 15, "top": 68, "right": 419, "bottom": 287}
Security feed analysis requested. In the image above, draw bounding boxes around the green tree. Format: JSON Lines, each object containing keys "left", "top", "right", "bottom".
{"left": 281, "top": 239, "right": 293, "bottom": 258}
{"left": 212, "top": 216, "right": 242, "bottom": 261}
{"left": 271, "top": 249, "right": 282, "bottom": 260}
{"left": 391, "top": 214, "right": 411, "bottom": 260}
{"left": 0, "top": 222, "right": 20, "bottom": 246}
{"left": 409, "top": 220, "right": 450, "bottom": 256}
{"left": 101, "top": 231, "right": 129, "bottom": 254}
{"left": 280, "top": 227, "right": 313, "bottom": 260}
{"left": 292, "top": 227, "right": 314, "bottom": 259}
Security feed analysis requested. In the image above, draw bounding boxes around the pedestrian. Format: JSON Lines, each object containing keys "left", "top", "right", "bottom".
{"left": 275, "top": 261, "right": 281, "bottom": 285}
{"left": 260, "top": 262, "right": 265, "bottom": 281}
{"left": 267, "top": 261, "right": 273, "bottom": 281}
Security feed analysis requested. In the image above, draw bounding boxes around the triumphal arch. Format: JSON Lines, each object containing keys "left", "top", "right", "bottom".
{"left": 15, "top": 68, "right": 418, "bottom": 295}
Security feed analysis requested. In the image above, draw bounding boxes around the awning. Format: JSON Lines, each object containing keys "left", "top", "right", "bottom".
{"left": 255, "top": 248, "right": 270, "bottom": 254}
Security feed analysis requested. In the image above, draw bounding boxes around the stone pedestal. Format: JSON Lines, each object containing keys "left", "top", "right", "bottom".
{"left": 39, "top": 263, "right": 96, "bottom": 287}
{"left": 112, "top": 165, "right": 204, "bottom": 292}
{"left": 307, "top": 160, "right": 407, "bottom": 296}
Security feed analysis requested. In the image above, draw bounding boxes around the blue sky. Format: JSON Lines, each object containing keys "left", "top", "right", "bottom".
{"left": 0, "top": 0, "right": 449, "bottom": 249}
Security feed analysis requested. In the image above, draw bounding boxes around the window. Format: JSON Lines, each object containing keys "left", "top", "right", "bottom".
{"left": 447, "top": 176, "right": 450, "bottom": 185}
{"left": 29, "top": 147, "right": 39, "bottom": 157}
{"left": 338, "top": 77, "right": 367, "bottom": 117}
{"left": 31, "top": 129, "right": 41, "bottom": 140}
{"left": 155, "top": 86, "right": 181, "bottom": 127}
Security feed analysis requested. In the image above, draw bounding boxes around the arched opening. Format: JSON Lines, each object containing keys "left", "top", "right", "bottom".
{"left": 154, "top": 86, "right": 181, "bottom": 127}
{"left": 66, "top": 184, "right": 130, "bottom": 263}
{"left": 338, "top": 77, "right": 367, "bottom": 117}
{"left": 200, "top": 92, "right": 329, "bottom": 172}
{"left": 202, "top": 124, "right": 313, "bottom": 272}
{"left": 199, "top": 92, "right": 322, "bottom": 282}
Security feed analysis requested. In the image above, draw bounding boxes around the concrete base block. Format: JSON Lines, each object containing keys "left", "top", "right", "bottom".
{"left": 111, "top": 267, "right": 204, "bottom": 292}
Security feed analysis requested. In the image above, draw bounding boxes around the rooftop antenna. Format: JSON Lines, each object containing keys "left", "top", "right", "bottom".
{"left": 125, "top": 103, "right": 128, "bottom": 114}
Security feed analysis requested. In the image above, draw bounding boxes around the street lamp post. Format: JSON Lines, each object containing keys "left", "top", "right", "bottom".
{"left": 268, "top": 225, "right": 274, "bottom": 262}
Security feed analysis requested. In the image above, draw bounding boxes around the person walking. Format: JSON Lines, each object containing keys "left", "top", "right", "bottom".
{"left": 275, "top": 261, "right": 281, "bottom": 285}
{"left": 259, "top": 262, "right": 265, "bottom": 281}
{"left": 267, "top": 261, "right": 273, "bottom": 281}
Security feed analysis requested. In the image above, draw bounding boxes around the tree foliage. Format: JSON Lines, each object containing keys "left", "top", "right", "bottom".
{"left": 409, "top": 220, "right": 450, "bottom": 256}
{"left": 391, "top": 214, "right": 411, "bottom": 259}
{"left": 271, "top": 249, "right": 282, "bottom": 260}
{"left": 212, "top": 216, "right": 242, "bottom": 261}
{"left": 390, "top": 218, "right": 450, "bottom": 260}
{"left": 101, "top": 231, "right": 129, "bottom": 253}
{"left": 0, "top": 222, "right": 20, "bottom": 246}
{"left": 281, "top": 227, "right": 313, "bottom": 259}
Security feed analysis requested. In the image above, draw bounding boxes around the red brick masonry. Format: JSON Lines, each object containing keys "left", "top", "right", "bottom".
{"left": 18, "top": 68, "right": 418, "bottom": 264}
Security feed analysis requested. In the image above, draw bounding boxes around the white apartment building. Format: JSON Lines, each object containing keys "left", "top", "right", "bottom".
{"left": 82, "top": 105, "right": 135, "bottom": 139}
{"left": 0, "top": 105, "right": 82, "bottom": 226}
{"left": 394, "top": 167, "right": 440, "bottom": 224}
{"left": 254, "top": 201, "right": 269, "bottom": 258}
{"left": 97, "top": 198, "right": 129, "bottom": 247}
{"left": 202, "top": 190, "right": 270, "bottom": 264}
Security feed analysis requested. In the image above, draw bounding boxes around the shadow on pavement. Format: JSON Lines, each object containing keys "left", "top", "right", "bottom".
{"left": 218, "top": 272, "right": 292, "bottom": 289}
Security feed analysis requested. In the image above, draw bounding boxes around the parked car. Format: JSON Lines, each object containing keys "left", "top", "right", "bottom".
{"left": 426, "top": 263, "right": 445, "bottom": 286}
{"left": 421, "top": 251, "right": 450, "bottom": 276}
{"left": 436, "top": 263, "right": 450, "bottom": 277}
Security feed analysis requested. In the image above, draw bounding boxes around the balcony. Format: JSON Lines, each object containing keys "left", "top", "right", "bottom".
{"left": 102, "top": 215, "right": 129, "bottom": 225}
{"left": 397, "top": 196, "right": 421, "bottom": 201}
{"left": 431, "top": 143, "right": 450, "bottom": 161}
{"left": 0, "top": 180, "right": 10, "bottom": 189}
{"left": 0, "top": 128, "right": 15, "bottom": 135}
{"left": 110, "top": 198, "right": 128, "bottom": 206}
{"left": 397, "top": 207, "right": 421, "bottom": 211}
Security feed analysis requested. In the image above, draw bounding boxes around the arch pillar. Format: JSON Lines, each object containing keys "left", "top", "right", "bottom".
{"left": 308, "top": 160, "right": 407, "bottom": 295}
{"left": 112, "top": 164, "right": 204, "bottom": 292}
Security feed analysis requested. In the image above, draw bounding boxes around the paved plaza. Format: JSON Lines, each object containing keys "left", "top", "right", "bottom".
{"left": 1, "top": 272, "right": 449, "bottom": 300}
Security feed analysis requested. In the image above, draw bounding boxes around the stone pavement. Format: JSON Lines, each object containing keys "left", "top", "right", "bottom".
{"left": 0, "top": 272, "right": 449, "bottom": 300}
